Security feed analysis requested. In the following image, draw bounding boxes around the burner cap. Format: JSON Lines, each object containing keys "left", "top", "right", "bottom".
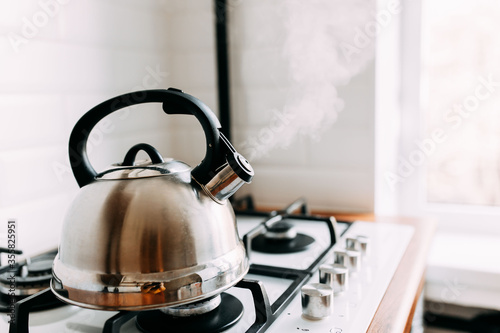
{"left": 252, "top": 233, "right": 315, "bottom": 254}
{"left": 160, "top": 295, "right": 221, "bottom": 317}
{"left": 136, "top": 293, "right": 243, "bottom": 333}
{"left": 26, "top": 259, "right": 53, "bottom": 275}
{"left": 264, "top": 221, "right": 297, "bottom": 240}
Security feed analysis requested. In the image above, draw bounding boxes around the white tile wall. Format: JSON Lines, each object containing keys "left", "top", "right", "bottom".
{"left": 0, "top": 0, "right": 173, "bottom": 257}
{"left": 163, "top": 0, "right": 377, "bottom": 213}
{"left": 228, "top": 1, "right": 376, "bottom": 212}
{"left": 236, "top": 166, "right": 375, "bottom": 212}
{"left": 164, "top": 1, "right": 219, "bottom": 168}
{"left": 0, "top": 0, "right": 378, "bottom": 257}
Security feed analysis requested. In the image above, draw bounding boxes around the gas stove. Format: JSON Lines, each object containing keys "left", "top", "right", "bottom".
{"left": 1, "top": 198, "right": 414, "bottom": 333}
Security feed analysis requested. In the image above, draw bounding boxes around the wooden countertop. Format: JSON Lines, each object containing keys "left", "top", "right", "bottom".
{"left": 319, "top": 212, "right": 437, "bottom": 333}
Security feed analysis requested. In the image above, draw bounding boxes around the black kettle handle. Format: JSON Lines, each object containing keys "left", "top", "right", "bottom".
{"left": 69, "top": 88, "right": 223, "bottom": 188}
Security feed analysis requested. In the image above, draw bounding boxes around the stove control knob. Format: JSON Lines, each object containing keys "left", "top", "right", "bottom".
{"left": 319, "top": 263, "right": 349, "bottom": 294}
{"left": 345, "top": 250, "right": 361, "bottom": 272}
{"left": 334, "top": 250, "right": 361, "bottom": 272}
{"left": 346, "top": 236, "right": 370, "bottom": 257}
{"left": 346, "top": 237, "right": 361, "bottom": 251}
{"left": 301, "top": 283, "right": 333, "bottom": 320}
{"left": 334, "top": 250, "right": 347, "bottom": 266}
{"left": 356, "top": 235, "right": 370, "bottom": 256}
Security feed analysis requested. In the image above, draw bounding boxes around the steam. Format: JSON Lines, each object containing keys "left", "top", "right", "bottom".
{"left": 241, "top": 0, "right": 376, "bottom": 161}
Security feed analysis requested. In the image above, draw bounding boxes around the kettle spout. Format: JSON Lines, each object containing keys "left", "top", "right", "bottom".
{"left": 204, "top": 151, "right": 253, "bottom": 202}
{"left": 193, "top": 133, "right": 254, "bottom": 203}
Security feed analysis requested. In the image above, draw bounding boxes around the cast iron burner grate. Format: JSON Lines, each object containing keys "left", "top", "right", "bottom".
{"left": 0, "top": 249, "right": 61, "bottom": 313}
{"left": 8, "top": 197, "right": 349, "bottom": 333}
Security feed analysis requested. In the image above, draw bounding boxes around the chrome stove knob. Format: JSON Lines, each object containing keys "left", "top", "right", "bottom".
{"left": 334, "top": 250, "right": 361, "bottom": 272}
{"left": 346, "top": 237, "right": 361, "bottom": 251}
{"left": 357, "top": 235, "right": 370, "bottom": 256}
{"left": 345, "top": 250, "right": 361, "bottom": 272}
{"left": 301, "top": 283, "right": 333, "bottom": 320}
{"left": 319, "top": 263, "right": 349, "bottom": 294}
{"left": 346, "top": 236, "right": 370, "bottom": 256}
{"left": 334, "top": 250, "right": 347, "bottom": 266}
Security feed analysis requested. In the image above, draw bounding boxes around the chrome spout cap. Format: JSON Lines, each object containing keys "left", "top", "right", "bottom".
{"left": 204, "top": 151, "right": 253, "bottom": 202}
{"left": 194, "top": 133, "right": 254, "bottom": 202}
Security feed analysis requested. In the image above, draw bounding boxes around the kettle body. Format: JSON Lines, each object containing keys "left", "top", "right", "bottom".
{"left": 51, "top": 89, "right": 254, "bottom": 310}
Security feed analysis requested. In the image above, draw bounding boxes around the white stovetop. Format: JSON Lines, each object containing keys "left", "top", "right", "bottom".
{"left": 1, "top": 216, "right": 414, "bottom": 333}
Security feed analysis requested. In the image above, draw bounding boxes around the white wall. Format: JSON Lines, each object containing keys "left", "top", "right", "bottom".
{"left": 0, "top": 0, "right": 175, "bottom": 257}
{"left": 229, "top": 0, "right": 377, "bottom": 212}
{"left": 0, "top": 0, "right": 380, "bottom": 258}
{"left": 162, "top": 0, "right": 219, "bottom": 168}
{"left": 168, "top": 0, "right": 378, "bottom": 213}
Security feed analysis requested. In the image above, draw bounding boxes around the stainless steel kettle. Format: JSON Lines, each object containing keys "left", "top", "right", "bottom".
{"left": 51, "top": 88, "right": 254, "bottom": 311}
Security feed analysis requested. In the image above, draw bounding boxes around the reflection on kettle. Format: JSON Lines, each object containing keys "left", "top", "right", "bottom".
{"left": 51, "top": 88, "right": 254, "bottom": 311}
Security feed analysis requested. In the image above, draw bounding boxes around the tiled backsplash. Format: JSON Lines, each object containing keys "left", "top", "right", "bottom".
{"left": 228, "top": 0, "right": 376, "bottom": 212}
{"left": 0, "top": 0, "right": 376, "bottom": 257}
{"left": 0, "top": 0, "right": 175, "bottom": 256}
{"left": 170, "top": 0, "right": 376, "bottom": 213}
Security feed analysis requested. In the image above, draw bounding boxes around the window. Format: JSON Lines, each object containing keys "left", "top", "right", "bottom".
{"left": 393, "top": 0, "right": 500, "bottom": 233}
{"left": 423, "top": 0, "right": 500, "bottom": 207}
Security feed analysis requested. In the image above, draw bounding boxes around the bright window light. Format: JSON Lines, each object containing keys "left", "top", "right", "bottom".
{"left": 422, "top": 0, "right": 500, "bottom": 206}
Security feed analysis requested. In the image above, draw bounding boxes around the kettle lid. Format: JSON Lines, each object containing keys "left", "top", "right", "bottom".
{"left": 96, "top": 143, "right": 191, "bottom": 180}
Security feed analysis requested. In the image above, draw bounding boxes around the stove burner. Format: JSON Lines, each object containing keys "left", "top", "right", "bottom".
{"left": 0, "top": 250, "right": 62, "bottom": 312}
{"left": 0, "top": 258, "right": 52, "bottom": 295}
{"left": 160, "top": 295, "right": 221, "bottom": 317}
{"left": 252, "top": 233, "right": 315, "bottom": 253}
{"left": 264, "top": 221, "right": 297, "bottom": 240}
{"left": 135, "top": 293, "right": 244, "bottom": 333}
{"left": 25, "top": 259, "right": 53, "bottom": 275}
{"left": 252, "top": 220, "right": 315, "bottom": 254}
